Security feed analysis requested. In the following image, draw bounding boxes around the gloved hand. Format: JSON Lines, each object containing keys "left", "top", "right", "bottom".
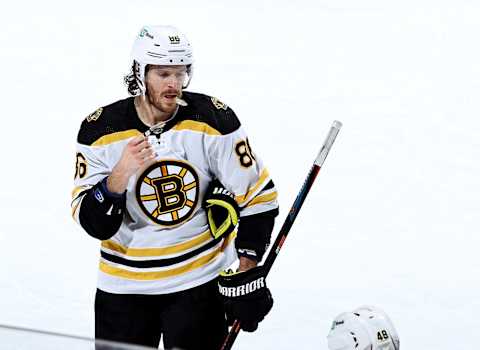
{"left": 203, "top": 179, "right": 239, "bottom": 239}
{"left": 218, "top": 266, "right": 273, "bottom": 332}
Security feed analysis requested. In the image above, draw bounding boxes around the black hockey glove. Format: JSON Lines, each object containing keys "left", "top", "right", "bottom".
{"left": 218, "top": 266, "right": 273, "bottom": 332}
{"left": 203, "top": 179, "right": 239, "bottom": 239}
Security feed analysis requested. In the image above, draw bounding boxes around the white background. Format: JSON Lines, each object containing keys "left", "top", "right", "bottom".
{"left": 0, "top": 0, "right": 479, "bottom": 349}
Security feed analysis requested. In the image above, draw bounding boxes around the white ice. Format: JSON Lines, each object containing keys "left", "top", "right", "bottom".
{"left": 0, "top": 0, "right": 479, "bottom": 349}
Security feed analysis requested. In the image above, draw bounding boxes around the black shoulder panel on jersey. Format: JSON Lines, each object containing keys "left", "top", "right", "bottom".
{"left": 77, "top": 97, "right": 148, "bottom": 145}
{"left": 178, "top": 91, "right": 241, "bottom": 135}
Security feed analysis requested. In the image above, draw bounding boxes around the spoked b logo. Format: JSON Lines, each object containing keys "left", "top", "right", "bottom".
{"left": 136, "top": 160, "right": 199, "bottom": 226}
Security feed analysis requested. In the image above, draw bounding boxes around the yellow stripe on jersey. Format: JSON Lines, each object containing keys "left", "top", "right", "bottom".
{"left": 246, "top": 191, "right": 278, "bottom": 207}
{"left": 71, "top": 194, "right": 85, "bottom": 220}
{"left": 91, "top": 129, "right": 142, "bottom": 146}
{"left": 101, "top": 228, "right": 212, "bottom": 257}
{"left": 99, "top": 251, "right": 216, "bottom": 280}
{"left": 99, "top": 232, "right": 236, "bottom": 281}
{"left": 173, "top": 121, "right": 221, "bottom": 136}
{"left": 71, "top": 200, "right": 81, "bottom": 218}
{"left": 71, "top": 185, "right": 92, "bottom": 201}
{"left": 235, "top": 168, "right": 270, "bottom": 205}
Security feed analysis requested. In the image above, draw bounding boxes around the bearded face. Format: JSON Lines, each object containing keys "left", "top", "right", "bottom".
{"left": 145, "top": 65, "right": 187, "bottom": 115}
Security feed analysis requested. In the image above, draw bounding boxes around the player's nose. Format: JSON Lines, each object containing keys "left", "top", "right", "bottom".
{"left": 166, "top": 77, "right": 180, "bottom": 90}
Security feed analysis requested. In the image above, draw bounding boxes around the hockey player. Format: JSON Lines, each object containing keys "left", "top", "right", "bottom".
{"left": 327, "top": 305, "right": 400, "bottom": 350}
{"left": 71, "top": 25, "right": 278, "bottom": 349}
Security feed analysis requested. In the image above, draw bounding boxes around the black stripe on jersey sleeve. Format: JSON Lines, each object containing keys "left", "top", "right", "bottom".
{"left": 100, "top": 235, "right": 223, "bottom": 268}
{"left": 71, "top": 189, "right": 89, "bottom": 207}
{"left": 260, "top": 180, "right": 275, "bottom": 192}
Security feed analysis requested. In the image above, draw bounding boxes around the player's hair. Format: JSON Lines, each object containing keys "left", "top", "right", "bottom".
{"left": 124, "top": 62, "right": 141, "bottom": 96}
{"left": 124, "top": 63, "right": 156, "bottom": 96}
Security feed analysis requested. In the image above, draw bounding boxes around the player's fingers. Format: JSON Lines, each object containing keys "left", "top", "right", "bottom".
{"left": 132, "top": 139, "right": 151, "bottom": 153}
{"left": 128, "top": 135, "right": 145, "bottom": 147}
{"left": 135, "top": 146, "right": 154, "bottom": 161}
{"left": 140, "top": 144, "right": 154, "bottom": 155}
{"left": 142, "top": 152, "right": 158, "bottom": 167}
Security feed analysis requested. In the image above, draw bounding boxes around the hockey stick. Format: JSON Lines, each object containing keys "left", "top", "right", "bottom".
{"left": 220, "top": 120, "right": 343, "bottom": 350}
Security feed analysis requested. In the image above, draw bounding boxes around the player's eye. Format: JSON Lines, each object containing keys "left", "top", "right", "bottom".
{"left": 175, "top": 72, "right": 187, "bottom": 79}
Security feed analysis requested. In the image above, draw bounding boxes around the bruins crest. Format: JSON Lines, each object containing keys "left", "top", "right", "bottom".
{"left": 86, "top": 108, "right": 103, "bottom": 122}
{"left": 211, "top": 97, "right": 228, "bottom": 110}
{"left": 136, "top": 160, "right": 199, "bottom": 226}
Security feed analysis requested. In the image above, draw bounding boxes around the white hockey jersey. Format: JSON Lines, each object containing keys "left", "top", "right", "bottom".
{"left": 72, "top": 92, "right": 278, "bottom": 295}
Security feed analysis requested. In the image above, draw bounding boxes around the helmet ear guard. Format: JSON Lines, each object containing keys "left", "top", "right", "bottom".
{"left": 183, "top": 64, "right": 193, "bottom": 88}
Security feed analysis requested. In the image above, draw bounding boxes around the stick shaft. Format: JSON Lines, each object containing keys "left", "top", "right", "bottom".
{"left": 264, "top": 120, "right": 342, "bottom": 274}
{"left": 220, "top": 120, "right": 343, "bottom": 350}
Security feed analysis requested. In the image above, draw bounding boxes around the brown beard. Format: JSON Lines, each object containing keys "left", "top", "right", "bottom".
{"left": 146, "top": 78, "right": 182, "bottom": 104}
{"left": 146, "top": 91, "right": 177, "bottom": 113}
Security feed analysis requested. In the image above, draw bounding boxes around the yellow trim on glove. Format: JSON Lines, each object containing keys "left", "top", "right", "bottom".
{"left": 206, "top": 198, "right": 239, "bottom": 239}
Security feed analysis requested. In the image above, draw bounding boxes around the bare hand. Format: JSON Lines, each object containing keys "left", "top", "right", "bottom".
{"left": 107, "top": 136, "right": 156, "bottom": 194}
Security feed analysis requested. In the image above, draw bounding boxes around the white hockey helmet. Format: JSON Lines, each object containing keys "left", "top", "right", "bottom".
{"left": 130, "top": 25, "right": 193, "bottom": 94}
{"left": 327, "top": 305, "right": 400, "bottom": 350}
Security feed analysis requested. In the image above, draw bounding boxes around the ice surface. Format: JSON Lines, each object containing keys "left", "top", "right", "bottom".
{"left": 0, "top": 0, "right": 479, "bottom": 349}
{"left": 0, "top": 324, "right": 159, "bottom": 350}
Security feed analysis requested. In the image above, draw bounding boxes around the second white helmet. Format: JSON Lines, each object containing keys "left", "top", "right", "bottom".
{"left": 327, "top": 305, "right": 400, "bottom": 350}
{"left": 130, "top": 25, "right": 193, "bottom": 94}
